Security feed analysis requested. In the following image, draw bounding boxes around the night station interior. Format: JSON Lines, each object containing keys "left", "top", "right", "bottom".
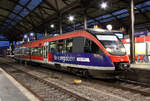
{"left": 0, "top": 0, "right": 150, "bottom": 101}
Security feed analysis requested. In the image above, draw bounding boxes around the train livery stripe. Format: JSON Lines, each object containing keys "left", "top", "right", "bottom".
{"left": 31, "top": 56, "right": 44, "bottom": 61}
{"left": 51, "top": 62, "right": 115, "bottom": 71}
{"left": 52, "top": 53, "right": 114, "bottom": 67}
{"left": 29, "top": 59, "right": 115, "bottom": 71}
{"left": 18, "top": 57, "right": 115, "bottom": 71}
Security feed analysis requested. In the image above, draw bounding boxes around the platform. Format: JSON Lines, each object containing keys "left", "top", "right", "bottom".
{"left": 119, "top": 63, "right": 150, "bottom": 84}
{"left": 131, "top": 63, "right": 150, "bottom": 70}
{"left": 0, "top": 68, "right": 40, "bottom": 101}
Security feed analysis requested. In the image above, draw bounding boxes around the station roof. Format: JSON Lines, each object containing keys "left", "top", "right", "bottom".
{"left": 0, "top": 0, "right": 150, "bottom": 41}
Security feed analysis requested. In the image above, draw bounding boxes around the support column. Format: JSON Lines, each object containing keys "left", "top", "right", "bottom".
{"left": 74, "top": 23, "right": 76, "bottom": 31}
{"left": 15, "top": 41, "right": 17, "bottom": 46}
{"left": 45, "top": 29, "right": 48, "bottom": 36}
{"left": 59, "top": 13, "right": 62, "bottom": 34}
{"left": 83, "top": 10, "right": 87, "bottom": 29}
{"left": 34, "top": 33, "right": 37, "bottom": 40}
{"left": 28, "top": 33, "right": 30, "bottom": 42}
{"left": 130, "top": 0, "right": 135, "bottom": 63}
{"left": 9, "top": 41, "right": 13, "bottom": 55}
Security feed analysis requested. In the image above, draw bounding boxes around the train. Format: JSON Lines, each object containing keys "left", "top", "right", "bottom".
{"left": 14, "top": 29, "right": 130, "bottom": 78}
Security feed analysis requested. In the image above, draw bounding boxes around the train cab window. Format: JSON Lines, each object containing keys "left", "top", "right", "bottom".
{"left": 66, "top": 38, "right": 73, "bottom": 53}
{"left": 49, "top": 41, "right": 57, "bottom": 53}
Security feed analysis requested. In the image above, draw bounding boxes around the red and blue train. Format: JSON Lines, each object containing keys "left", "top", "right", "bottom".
{"left": 14, "top": 29, "right": 130, "bottom": 78}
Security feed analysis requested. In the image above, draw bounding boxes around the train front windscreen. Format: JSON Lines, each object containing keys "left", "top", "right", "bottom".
{"left": 86, "top": 29, "right": 126, "bottom": 56}
{"left": 96, "top": 35, "right": 126, "bottom": 56}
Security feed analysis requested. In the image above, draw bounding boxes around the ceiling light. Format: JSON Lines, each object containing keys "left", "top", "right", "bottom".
{"left": 68, "top": 15, "right": 74, "bottom": 22}
{"left": 50, "top": 24, "right": 54, "bottom": 28}
{"left": 101, "top": 2, "right": 107, "bottom": 9}
{"left": 30, "top": 32, "right": 34, "bottom": 36}
{"left": 24, "top": 35, "right": 27, "bottom": 38}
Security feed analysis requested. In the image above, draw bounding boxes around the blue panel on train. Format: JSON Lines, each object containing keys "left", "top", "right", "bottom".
{"left": 53, "top": 53, "right": 114, "bottom": 67}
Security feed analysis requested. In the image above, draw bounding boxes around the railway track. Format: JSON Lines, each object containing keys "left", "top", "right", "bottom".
{"left": 0, "top": 63, "right": 91, "bottom": 101}
{"left": 96, "top": 78, "right": 150, "bottom": 97}
{"left": 115, "top": 78, "right": 150, "bottom": 96}
{"left": 0, "top": 59, "right": 150, "bottom": 101}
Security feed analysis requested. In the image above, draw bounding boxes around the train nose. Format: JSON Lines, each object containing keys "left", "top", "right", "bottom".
{"left": 114, "top": 62, "right": 130, "bottom": 71}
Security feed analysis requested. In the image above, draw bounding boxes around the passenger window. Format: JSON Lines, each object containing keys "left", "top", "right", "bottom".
{"left": 33, "top": 47, "right": 38, "bottom": 56}
{"left": 49, "top": 41, "right": 57, "bottom": 53}
{"left": 57, "top": 40, "right": 64, "bottom": 53}
{"left": 91, "top": 42, "right": 101, "bottom": 54}
{"left": 63, "top": 40, "right": 67, "bottom": 53}
{"left": 21, "top": 48, "right": 25, "bottom": 55}
{"left": 37, "top": 47, "right": 42, "bottom": 56}
{"left": 84, "top": 39, "right": 103, "bottom": 54}
{"left": 30, "top": 47, "right": 41, "bottom": 56}
{"left": 24, "top": 48, "right": 29, "bottom": 55}
{"left": 66, "top": 38, "right": 73, "bottom": 53}
{"left": 84, "top": 39, "right": 92, "bottom": 53}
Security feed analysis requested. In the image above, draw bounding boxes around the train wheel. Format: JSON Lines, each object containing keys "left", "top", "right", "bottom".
{"left": 27, "top": 61, "right": 31, "bottom": 65}
{"left": 55, "top": 64, "right": 61, "bottom": 71}
{"left": 82, "top": 70, "right": 89, "bottom": 77}
{"left": 19, "top": 60, "right": 22, "bottom": 64}
{"left": 67, "top": 67, "right": 72, "bottom": 73}
{"left": 24, "top": 61, "right": 28, "bottom": 66}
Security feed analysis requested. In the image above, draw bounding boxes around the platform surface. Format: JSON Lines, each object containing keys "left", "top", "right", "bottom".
{"left": 131, "top": 63, "right": 150, "bottom": 70}
{"left": 0, "top": 68, "right": 40, "bottom": 101}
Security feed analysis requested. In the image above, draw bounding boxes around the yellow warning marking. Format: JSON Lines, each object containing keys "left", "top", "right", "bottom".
{"left": 74, "top": 79, "right": 82, "bottom": 84}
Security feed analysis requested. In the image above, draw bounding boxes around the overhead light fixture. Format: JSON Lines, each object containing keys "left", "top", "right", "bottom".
{"left": 30, "top": 32, "right": 34, "bottom": 36}
{"left": 24, "top": 35, "right": 27, "bottom": 39}
{"left": 101, "top": 2, "right": 107, "bottom": 9}
{"left": 68, "top": 15, "right": 74, "bottom": 22}
{"left": 50, "top": 24, "right": 54, "bottom": 28}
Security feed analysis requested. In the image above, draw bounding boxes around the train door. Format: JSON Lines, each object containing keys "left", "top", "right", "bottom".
{"left": 43, "top": 42, "right": 49, "bottom": 63}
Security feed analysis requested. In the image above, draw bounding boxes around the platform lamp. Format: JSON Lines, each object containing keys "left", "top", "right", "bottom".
{"left": 49, "top": 24, "right": 55, "bottom": 34}
{"left": 49, "top": 24, "right": 57, "bottom": 35}
{"left": 68, "top": 15, "right": 75, "bottom": 30}
{"left": 30, "top": 32, "right": 34, "bottom": 41}
{"left": 24, "top": 34, "right": 28, "bottom": 42}
{"left": 106, "top": 24, "right": 112, "bottom": 31}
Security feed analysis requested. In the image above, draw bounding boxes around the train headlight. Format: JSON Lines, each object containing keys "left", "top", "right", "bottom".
{"left": 106, "top": 48, "right": 112, "bottom": 52}
{"left": 121, "top": 48, "right": 126, "bottom": 52}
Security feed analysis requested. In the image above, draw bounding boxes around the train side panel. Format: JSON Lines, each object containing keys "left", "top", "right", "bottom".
{"left": 51, "top": 53, "right": 114, "bottom": 69}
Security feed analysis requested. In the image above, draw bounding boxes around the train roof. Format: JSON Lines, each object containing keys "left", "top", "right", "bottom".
{"left": 41, "top": 28, "right": 118, "bottom": 40}
{"left": 19, "top": 29, "right": 122, "bottom": 47}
